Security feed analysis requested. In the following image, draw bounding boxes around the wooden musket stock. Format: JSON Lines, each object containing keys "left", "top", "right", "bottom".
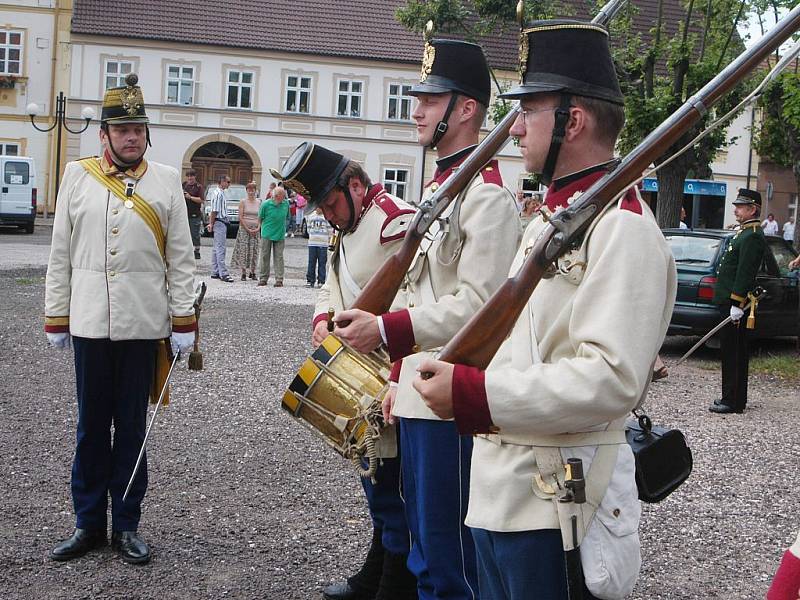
{"left": 348, "top": 0, "right": 628, "bottom": 317}
{"left": 437, "top": 5, "right": 800, "bottom": 370}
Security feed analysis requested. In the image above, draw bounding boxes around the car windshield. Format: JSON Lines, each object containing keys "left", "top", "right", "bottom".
{"left": 665, "top": 234, "right": 722, "bottom": 266}
{"left": 205, "top": 184, "right": 248, "bottom": 203}
{"left": 768, "top": 239, "right": 799, "bottom": 276}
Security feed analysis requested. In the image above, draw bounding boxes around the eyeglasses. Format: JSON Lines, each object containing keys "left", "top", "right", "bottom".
{"left": 518, "top": 105, "right": 572, "bottom": 127}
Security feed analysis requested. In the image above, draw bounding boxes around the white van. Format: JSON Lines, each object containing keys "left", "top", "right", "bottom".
{"left": 0, "top": 156, "right": 36, "bottom": 234}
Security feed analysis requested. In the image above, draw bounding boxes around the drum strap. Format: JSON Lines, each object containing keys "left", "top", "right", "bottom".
{"left": 338, "top": 238, "right": 363, "bottom": 300}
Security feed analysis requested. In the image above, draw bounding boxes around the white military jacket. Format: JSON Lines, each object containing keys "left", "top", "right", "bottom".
{"left": 312, "top": 184, "right": 415, "bottom": 324}
{"left": 450, "top": 169, "right": 677, "bottom": 532}
{"left": 384, "top": 156, "right": 521, "bottom": 420}
{"left": 45, "top": 155, "right": 196, "bottom": 340}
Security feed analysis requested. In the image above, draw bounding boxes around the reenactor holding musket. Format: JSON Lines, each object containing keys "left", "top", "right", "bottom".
{"left": 709, "top": 188, "right": 767, "bottom": 415}
{"left": 413, "top": 22, "right": 677, "bottom": 598}
{"left": 336, "top": 37, "right": 521, "bottom": 598}
{"left": 45, "top": 74, "right": 197, "bottom": 564}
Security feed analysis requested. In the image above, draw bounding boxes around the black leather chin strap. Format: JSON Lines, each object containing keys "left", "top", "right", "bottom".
{"left": 430, "top": 92, "right": 460, "bottom": 149}
{"left": 329, "top": 186, "right": 357, "bottom": 234}
{"left": 540, "top": 94, "right": 572, "bottom": 186}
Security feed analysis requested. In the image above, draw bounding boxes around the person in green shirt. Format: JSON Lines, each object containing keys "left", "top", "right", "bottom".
{"left": 258, "top": 185, "right": 289, "bottom": 287}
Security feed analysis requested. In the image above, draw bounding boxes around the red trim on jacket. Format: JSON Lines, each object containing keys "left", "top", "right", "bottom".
{"left": 171, "top": 321, "right": 197, "bottom": 333}
{"left": 767, "top": 550, "right": 800, "bottom": 600}
{"left": 452, "top": 364, "right": 494, "bottom": 435}
{"left": 545, "top": 168, "right": 642, "bottom": 214}
{"left": 381, "top": 308, "right": 415, "bottom": 362}
{"left": 44, "top": 323, "right": 70, "bottom": 334}
{"left": 479, "top": 160, "right": 503, "bottom": 186}
{"left": 312, "top": 313, "right": 328, "bottom": 330}
{"left": 389, "top": 360, "right": 402, "bottom": 383}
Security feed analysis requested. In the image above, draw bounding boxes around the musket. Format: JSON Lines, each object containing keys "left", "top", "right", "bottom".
{"left": 348, "top": 0, "right": 628, "bottom": 317}
{"left": 434, "top": 5, "right": 800, "bottom": 370}
{"left": 122, "top": 347, "right": 180, "bottom": 503}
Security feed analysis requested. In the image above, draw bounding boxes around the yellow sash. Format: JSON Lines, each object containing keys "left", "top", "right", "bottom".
{"left": 78, "top": 157, "right": 166, "bottom": 259}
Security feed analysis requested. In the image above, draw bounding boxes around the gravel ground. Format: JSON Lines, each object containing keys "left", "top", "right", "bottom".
{"left": 1, "top": 228, "right": 798, "bottom": 599}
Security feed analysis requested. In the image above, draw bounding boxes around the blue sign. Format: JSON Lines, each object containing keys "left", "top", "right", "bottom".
{"left": 641, "top": 178, "right": 727, "bottom": 197}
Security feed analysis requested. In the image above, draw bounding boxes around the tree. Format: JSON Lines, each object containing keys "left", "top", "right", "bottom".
{"left": 753, "top": 1, "right": 800, "bottom": 249}
{"left": 397, "top": 0, "right": 753, "bottom": 228}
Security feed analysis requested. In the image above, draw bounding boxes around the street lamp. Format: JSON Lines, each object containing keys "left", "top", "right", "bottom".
{"left": 27, "top": 91, "right": 96, "bottom": 217}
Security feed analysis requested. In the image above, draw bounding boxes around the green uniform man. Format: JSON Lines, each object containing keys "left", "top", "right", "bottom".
{"left": 710, "top": 188, "right": 766, "bottom": 414}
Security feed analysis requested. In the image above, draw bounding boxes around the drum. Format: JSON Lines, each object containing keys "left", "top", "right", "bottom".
{"left": 283, "top": 333, "right": 391, "bottom": 479}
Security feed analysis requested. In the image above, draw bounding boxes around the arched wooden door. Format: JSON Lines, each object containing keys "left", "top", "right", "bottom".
{"left": 190, "top": 141, "right": 253, "bottom": 188}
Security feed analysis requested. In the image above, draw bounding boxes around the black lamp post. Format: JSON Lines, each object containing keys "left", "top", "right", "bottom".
{"left": 27, "top": 92, "right": 95, "bottom": 217}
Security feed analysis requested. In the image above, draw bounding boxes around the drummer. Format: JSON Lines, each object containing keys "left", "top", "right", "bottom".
{"left": 270, "top": 143, "right": 418, "bottom": 600}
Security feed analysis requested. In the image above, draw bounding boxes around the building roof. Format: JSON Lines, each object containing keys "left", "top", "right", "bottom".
{"left": 71, "top": 0, "right": 690, "bottom": 72}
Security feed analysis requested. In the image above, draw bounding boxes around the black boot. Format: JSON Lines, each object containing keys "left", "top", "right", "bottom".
{"left": 374, "top": 551, "right": 417, "bottom": 600}
{"left": 50, "top": 528, "right": 107, "bottom": 561}
{"left": 323, "top": 527, "right": 384, "bottom": 600}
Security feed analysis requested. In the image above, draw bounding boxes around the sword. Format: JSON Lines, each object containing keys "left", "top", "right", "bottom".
{"left": 122, "top": 347, "right": 181, "bottom": 503}
{"left": 675, "top": 288, "right": 766, "bottom": 366}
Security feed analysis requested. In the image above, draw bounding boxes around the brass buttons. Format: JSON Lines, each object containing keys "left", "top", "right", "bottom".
{"left": 412, "top": 344, "right": 421, "bottom": 353}
{"left": 488, "top": 425, "right": 500, "bottom": 434}
{"left": 111, "top": 227, "right": 119, "bottom": 235}
{"left": 613, "top": 508, "right": 621, "bottom": 517}
{"left": 111, "top": 208, "right": 119, "bottom": 215}
{"left": 109, "top": 270, "right": 116, "bottom": 277}
{"left": 109, "top": 249, "right": 117, "bottom": 256}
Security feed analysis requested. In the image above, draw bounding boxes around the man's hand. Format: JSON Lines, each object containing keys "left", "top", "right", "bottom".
{"left": 412, "top": 359, "right": 455, "bottom": 420}
{"left": 170, "top": 331, "right": 195, "bottom": 355}
{"left": 730, "top": 306, "right": 744, "bottom": 322}
{"left": 312, "top": 321, "right": 329, "bottom": 348}
{"left": 789, "top": 255, "right": 800, "bottom": 270}
{"left": 46, "top": 332, "right": 71, "bottom": 350}
{"left": 206, "top": 222, "right": 213, "bottom": 232}
{"left": 334, "top": 309, "right": 382, "bottom": 352}
{"left": 382, "top": 385, "right": 398, "bottom": 425}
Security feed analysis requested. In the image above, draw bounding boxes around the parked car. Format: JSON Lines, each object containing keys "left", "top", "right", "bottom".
{"left": 664, "top": 228, "right": 799, "bottom": 339}
{"left": 0, "top": 156, "right": 37, "bottom": 234}
{"left": 202, "top": 183, "right": 245, "bottom": 238}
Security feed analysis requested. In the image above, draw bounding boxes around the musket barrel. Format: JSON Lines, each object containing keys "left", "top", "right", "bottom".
{"left": 438, "top": 4, "right": 800, "bottom": 370}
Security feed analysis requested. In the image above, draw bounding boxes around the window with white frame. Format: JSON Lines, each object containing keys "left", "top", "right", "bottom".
{"left": 226, "top": 70, "right": 254, "bottom": 109}
{"left": 285, "top": 74, "right": 312, "bottom": 113}
{"left": 0, "top": 142, "right": 19, "bottom": 156}
{"left": 387, "top": 83, "right": 413, "bottom": 121}
{"left": 166, "top": 65, "right": 195, "bottom": 105}
{"left": 337, "top": 79, "right": 363, "bottom": 118}
{"left": 0, "top": 30, "right": 22, "bottom": 75}
{"left": 383, "top": 168, "right": 409, "bottom": 200}
{"left": 104, "top": 59, "right": 134, "bottom": 89}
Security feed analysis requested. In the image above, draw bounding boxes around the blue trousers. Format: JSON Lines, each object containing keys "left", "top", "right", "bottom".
{"left": 72, "top": 337, "right": 156, "bottom": 532}
{"left": 472, "top": 528, "right": 598, "bottom": 600}
{"left": 307, "top": 245, "right": 327, "bottom": 285}
{"left": 360, "top": 450, "right": 409, "bottom": 555}
{"left": 400, "top": 417, "right": 478, "bottom": 599}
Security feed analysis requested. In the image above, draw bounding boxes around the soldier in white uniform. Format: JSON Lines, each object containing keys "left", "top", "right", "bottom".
{"left": 413, "top": 22, "right": 678, "bottom": 599}
{"left": 45, "top": 74, "right": 197, "bottom": 565}
{"left": 272, "top": 143, "right": 418, "bottom": 600}
{"left": 336, "top": 40, "right": 521, "bottom": 599}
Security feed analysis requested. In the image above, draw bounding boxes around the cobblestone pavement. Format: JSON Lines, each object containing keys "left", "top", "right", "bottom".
{"left": 1, "top": 229, "right": 798, "bottom": 599}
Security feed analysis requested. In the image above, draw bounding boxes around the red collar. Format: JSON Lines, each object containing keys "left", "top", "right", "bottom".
{"left": 431, "top": 152, "right": 472, "bottom": 186}
{"left": 101, "top": 150, "right": 147, "bottom": 179}
{"left": 352, "top": 183, "right": 386, "bottom": 228}
{"left": 544, "top": 170, "right": 608, "bottom": 212}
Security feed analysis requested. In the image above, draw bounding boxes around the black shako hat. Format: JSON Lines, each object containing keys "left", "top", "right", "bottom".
{"left": 269, "top": 142, "right": 349, "bottom": 211}
{"left": 409, "top": 39, "right": 491, "bottom": 106}
{"left": 501, "top": 20, "right": 624, "bottom": 105}
{"left": 101, "top": 73, "right": 149, "bottom": 124}
{"left": 732, "top": 188, "right": 762, "bottom": 206}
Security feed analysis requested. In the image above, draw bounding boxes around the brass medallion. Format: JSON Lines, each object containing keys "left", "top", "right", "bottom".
{"left": 284, "top": 178, "right": 311, "bottom": 199}
{"left": 120, "top": 86, "right": 143, "bottom": 117}
{"left": 420, "top": 42, "right": 436, "bottom": 83}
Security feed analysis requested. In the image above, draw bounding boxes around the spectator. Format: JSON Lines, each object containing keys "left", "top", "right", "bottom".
{"left": 258, "top": 186, "right": 289, "bottom": 287}
{"left": 287, "top": 191, "right": 297, "bottom": 237}
{"left": 266, "top": 182, "right": 276, "bottom": 199}
{"left": 763, "top": 212, "right": 779, "bottom": 235}
{"left": 207, "top": 174, "right": 234, "bottom": 283}
{"left": 231, "top": 182, "right": 261, "bottom": 281}
{"left": 767, "top": 531, "right": 800, "bottom": 600}
{"left": 295, "top": 193, "right": 307, "bottom": 236}
{"left": 305, "top": 208, "right": 332, "bottom": 288}
{"left": 182, "top": 169, "right": 204, "bottom": 260}
{"left": 519, "top": 196, "right": 541, "bottom": 229}
{"left": 783, "top": 217, "right": 795, "bottom": 242}
{"left": 515, "top": 189, "right": 525, "bottom": 212}
{"left": 679, "top": 206, "right": 689, "bottom": 229}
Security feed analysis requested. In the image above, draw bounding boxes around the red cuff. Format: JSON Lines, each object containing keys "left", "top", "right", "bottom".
{"left": 389, "top": 360, "right": 403, "bottom": 383}
{"left": 171, "top": 314, "right": 197, "bottom": 333}
{"left": 768, "top": 550, "right": 800, "bottom": 600}
{"left": 312, "top": 313, "right": 328, "bottom": 330}
{"left": 452, "top": 364, "right": 494, "bottom": 435}
{"left": 45, "top": 315, "right": 69, "bottom": 333}
{"left": 381, "top": 309, "right": 415, "bottom": 362}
